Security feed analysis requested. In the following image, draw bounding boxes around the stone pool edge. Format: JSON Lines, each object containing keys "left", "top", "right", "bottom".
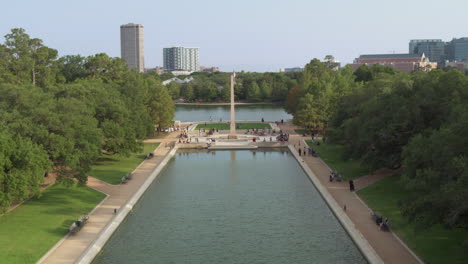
{"left": 75, "top": 145, "right": 179, "bottom": 264}
{"left": 288, "top": 145, "right": 383, "bottom": 264}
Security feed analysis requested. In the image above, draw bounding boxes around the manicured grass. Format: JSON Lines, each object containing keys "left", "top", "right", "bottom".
{"left": 305, "top": 140, "right": 369, "bottom": 179}
{"left": 89, "top": 143, "right": 160, "bottom": 184}
{"left": 196, "top": 122, "right": 271, "bottom": 130}
{"left": 358, "top": 175, "right": 468, "bottom": 264}
{"left": 295, "top": 129, "right": 311, "bottom": 135}
{"left": 0, "top": 183, "right": 105, "bottom": 264}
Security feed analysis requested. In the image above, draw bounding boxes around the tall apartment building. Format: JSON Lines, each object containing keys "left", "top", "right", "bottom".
{"left": 120, "top": 23, "right": 144, "bottom": 72}
{"left": 163, "top": 47, "right": 200, "bottom": 72}
{"left": 409, "top": 39, "right": 445, "bottom": 63}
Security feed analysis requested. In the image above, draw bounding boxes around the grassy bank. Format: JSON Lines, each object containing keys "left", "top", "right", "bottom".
{"left": 305, "top": 140, "right": 369, "bottom": 179}
{"left": 89, "top": 143, "right": 160, "bottom": 184}
{"left": 358, "top": 175, "right": 468, "bottom": 264}
{"left": 196, "top": 123, "right": 271, "bottom": 130}
{"left": 0, "top": 183, "right": 105, "bottom": 264}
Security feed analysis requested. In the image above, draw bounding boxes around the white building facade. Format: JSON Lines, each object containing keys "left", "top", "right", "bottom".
{"left": 163, "top": 47, "right": 200, "bottom": 72}
{"left": 120, "top": 23, "right": 144, "bottom": 72}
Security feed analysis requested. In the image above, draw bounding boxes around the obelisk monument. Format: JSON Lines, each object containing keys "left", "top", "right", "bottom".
{"left": 228, "top": 72, "right": 237, "bottom": 139}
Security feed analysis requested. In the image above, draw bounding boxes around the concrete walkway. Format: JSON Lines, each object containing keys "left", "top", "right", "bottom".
{"left": 39, "top": 123, "right": 421, "bottom": 264}
{"left": 38, "top": 132, "right": 179, "bottom": 264}
{"left": 280, "top": 122, "right": 421, "bottom": 264}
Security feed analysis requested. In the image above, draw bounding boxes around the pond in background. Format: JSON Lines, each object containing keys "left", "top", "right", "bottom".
{"left": 93, "top": 150, "right": 366, "bottom": 264}
{"left": 174, "top": 104, "right": 292, "bottom": 122}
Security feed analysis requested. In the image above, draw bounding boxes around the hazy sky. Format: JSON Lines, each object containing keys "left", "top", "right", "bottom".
{"left": 1, "top": 0, "right": 467, "bottom": 72}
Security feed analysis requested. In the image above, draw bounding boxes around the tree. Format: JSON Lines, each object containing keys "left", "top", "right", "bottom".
{"left": 259, "top": 80, "right": 272, "bottom": 100}
{"left": 147, "top": 84, "right": 175, "bottom": 133}
{"left": 246, "top": 81, "right": 260, "bottom": 100}
{"left": 57, "top": 55, "right": 89, "bottom": 82}
{"left": 3, "top": 28, "right": 58, "bottom": 86}
{"left": 166, "top": 81, "right": 181, "bottom": 99}
{"left": 0, "top": 128, "right": 51, "bottom": 211}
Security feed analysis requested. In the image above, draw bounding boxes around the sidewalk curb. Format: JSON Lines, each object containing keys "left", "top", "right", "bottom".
{"left": 75, "top": 145, "right": 179, "bottom": 264}
{"left": 289, "top": 144, "right": 384, "bottom": 264}
{"left": 36, "top": 192, "right": 110, "bottom": 264}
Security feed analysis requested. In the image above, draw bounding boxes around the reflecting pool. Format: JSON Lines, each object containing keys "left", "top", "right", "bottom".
{"left": 174, "top": 104, "right": 292, "bottom": 122}
{"left": 93, "top": 150, "right": 366, "bottom": 264}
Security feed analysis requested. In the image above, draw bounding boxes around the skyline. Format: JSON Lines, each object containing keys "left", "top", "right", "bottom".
{"left": 1, "top": 0, "right": 467, "bottom": 72}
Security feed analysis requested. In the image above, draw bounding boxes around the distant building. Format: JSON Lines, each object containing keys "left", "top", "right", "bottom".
{"left": 120, "top": 23, "right": 144, "bottom": 72}
{"left": 163, "top": 47, "right": 200, "bottom": 72}
{"left": 446, "top": 37, "right": 468, "bottom": 62}
{"left": 409, "top": 39, "right": 445, "bottom": 64}
{"left": 351, "top": 53, "right": 437, "bottom": 72}
{"left": 445, "top": 61, "right": 468, "bottom": 71}
{"left": 280, "top": 67, "right": 303, "bottom": 72}
{"left": 200, "top": 66, "right": 219, "bottom": 73}
{"left": 155, "top": 66, "right": 164, "bottom": 75}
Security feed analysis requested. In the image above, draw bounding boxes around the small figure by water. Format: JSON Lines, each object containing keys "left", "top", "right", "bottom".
{"left": 261, "top": 117, "right": 264, "bottom": 123}
{"left": 298, "top": 148, "right": 302, "bottom": 156}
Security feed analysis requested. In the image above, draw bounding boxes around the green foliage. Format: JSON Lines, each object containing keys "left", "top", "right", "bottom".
{"left": 0, "top": 183, "right": 105, "bottom": 264}
{"left": 0, "top": 128, "right": 51, "bottom": 210}
{"left": 89, "top": 143, "right": 159, "bottom": 184}
{"left": 401, "top": 111, "right": 468, "bottom": 229}
{"left": 358, "top": 175, "right": 468, "bottom": 264}
{"left": 326, "top": 68, "right": 468, "bottom": 229}
{"left": 286, "top": 59, "right": 359, "bottom": 131}
{"left": 178, "top": 71, "right": 295, "bottom": 102}
{"left": 0, "top": 28, "right": 174, "bottom": 209}
{"left": 305, "top": 140, "right": 369, "bottom": 179}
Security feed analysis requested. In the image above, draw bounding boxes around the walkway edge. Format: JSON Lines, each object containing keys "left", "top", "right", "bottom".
{"left": 288, "top": 145, "right": 383, "bottom": 264}
{"left": 75, "top": 146, "right": 179, "bottom": 264}
{"left": 36, "top": 191, "right": 110, "bottom": 264}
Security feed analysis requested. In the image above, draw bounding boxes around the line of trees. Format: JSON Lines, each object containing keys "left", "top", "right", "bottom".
{"left": 0, "top": 28, "right": 174, "bottom": 211}
{"left": 287, "top": 59, "right": 468, "bottom": 229}
{"left": 163, "top": 71, "right": 299, "bottom": 102}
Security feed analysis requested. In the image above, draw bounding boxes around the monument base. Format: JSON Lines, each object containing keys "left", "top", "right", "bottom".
{"left": 227, "top": 134, "right": 238, "bottom": 139}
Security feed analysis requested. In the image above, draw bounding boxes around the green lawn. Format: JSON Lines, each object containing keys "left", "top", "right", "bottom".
{"left": 196, "top": 123, "right": 271, "bottom": 130}
{"left": 89, "top": 143, "right": 160, "bottom": 184}
{"left": 0, "top": 184, "right": 105, "bottom": 264}
{"left": 305, "top": 140, "right": 369, "bottom": 179}
{"left": 358, "top": 175, "right": 468, "bottom": 264}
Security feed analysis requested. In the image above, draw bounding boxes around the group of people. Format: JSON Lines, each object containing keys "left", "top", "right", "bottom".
{"left": 298, "top": 146, "right": 318, "bottom": 157}
{"left": 276, "top": 133, "right": 289, "bottom": 142}
{"left": 329, "top": 171, "right": 342, "bottom": 182}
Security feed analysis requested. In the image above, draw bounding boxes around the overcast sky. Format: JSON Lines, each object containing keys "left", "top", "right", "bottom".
{"left": 1, "top": 0, "right": 467, "bottom": 72}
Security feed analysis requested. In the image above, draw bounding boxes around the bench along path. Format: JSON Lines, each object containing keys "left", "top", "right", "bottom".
{"left": 280, "top": 121, "right": 421, "bottom": 264}
{"left": 39, "top": 132, "right": 179, "bottom": 264}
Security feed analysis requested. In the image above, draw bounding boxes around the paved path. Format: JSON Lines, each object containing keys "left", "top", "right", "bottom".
{"left": 40, "top": 122, "right": 421, "bottom": 264}
{"left": 280, "top": 121, "right": 421, "bottom": 264}
{"left": 39, "top": 132, "right": 179, "bottom": 264}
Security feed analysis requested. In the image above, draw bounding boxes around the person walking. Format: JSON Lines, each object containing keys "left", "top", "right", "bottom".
{"left": 298, "top": 148, "right": 302, "bottom": 156}
{"left": 349, "top": 180, "right": 355, "bottom": 191}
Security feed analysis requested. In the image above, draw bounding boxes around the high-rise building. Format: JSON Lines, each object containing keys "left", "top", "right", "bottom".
{"left": 120, "top": 23, "right": 144, "bottom": 72}
{"left": 446, "top": 37, "right": 468, "bottom": 62}
{"left": 163, "top": 47, "right": 200, "bottom": 72}
{"left": 409, "top": 39, "right": 445, "bottom": 63}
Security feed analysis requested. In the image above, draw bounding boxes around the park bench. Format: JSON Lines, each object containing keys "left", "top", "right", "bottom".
{"left": 371, "top": 212, "right": 390, "bottom": 231}
{"left": 69, "top": 215, "right": 89, "bottom": 234}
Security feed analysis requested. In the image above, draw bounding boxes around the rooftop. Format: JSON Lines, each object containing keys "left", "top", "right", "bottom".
{"left": 359, "top": 53, "right": 423, "bottom": 59}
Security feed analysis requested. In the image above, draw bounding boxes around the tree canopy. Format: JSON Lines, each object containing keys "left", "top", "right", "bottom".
{"left": 0, "top": 28, "right": 175, "bottom": 211}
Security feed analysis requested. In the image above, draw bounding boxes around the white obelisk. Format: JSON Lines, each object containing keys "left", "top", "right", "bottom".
{"left": 229, "top": 72, "right": 237, "bottom": 139}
